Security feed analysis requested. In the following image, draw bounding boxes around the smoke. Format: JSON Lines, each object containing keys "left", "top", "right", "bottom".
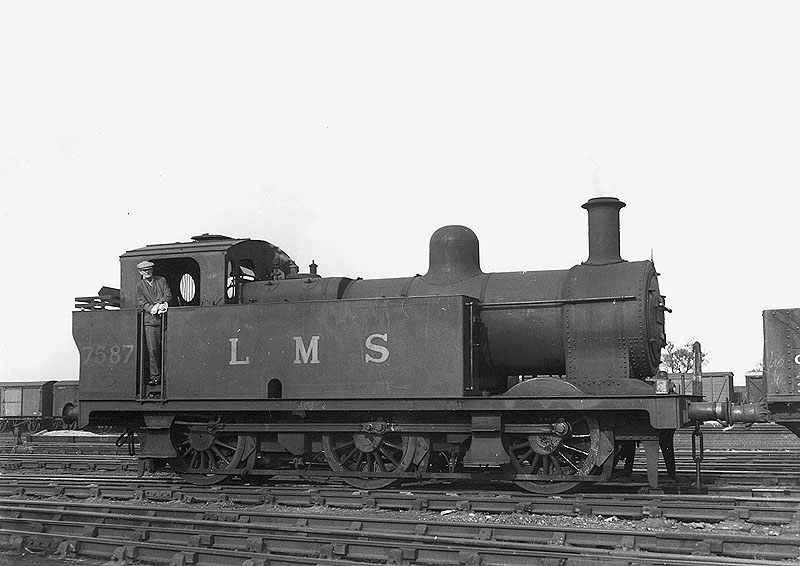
{"left": 587, "top": 155, "right": 617, "bottom": 197}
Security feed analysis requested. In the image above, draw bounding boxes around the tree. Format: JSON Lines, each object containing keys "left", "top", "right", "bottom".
{"left": 660, "top": 340, "right": 709, "bottom": 375}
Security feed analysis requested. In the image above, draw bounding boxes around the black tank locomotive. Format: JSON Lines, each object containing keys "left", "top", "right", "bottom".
{"left": 73, "top": 197, "right": 748, "bottom": 492}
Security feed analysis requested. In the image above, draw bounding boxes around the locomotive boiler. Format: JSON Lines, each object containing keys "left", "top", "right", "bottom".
{"left": 73, "top": 197, "right": 754, "bottom": 492}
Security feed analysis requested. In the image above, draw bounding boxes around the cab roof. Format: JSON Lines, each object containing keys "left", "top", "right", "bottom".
{"left": 120, "top": 234, "right": 289, "bottom": 260}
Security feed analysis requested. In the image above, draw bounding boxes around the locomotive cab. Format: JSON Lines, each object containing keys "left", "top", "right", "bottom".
{"left": 118, "top": 234, "right": 294, "bottom": 308}
{"left": 74, "top": 235, "right": 296, "bottom": 411}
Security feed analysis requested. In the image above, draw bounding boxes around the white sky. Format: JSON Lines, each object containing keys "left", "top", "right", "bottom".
{"left": 2, "top": 3, "right": 798, "bottom": 386}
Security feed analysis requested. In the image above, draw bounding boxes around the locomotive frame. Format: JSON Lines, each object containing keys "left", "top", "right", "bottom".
{"left": 74, "top": 197, "right": 749, "bottom": 492}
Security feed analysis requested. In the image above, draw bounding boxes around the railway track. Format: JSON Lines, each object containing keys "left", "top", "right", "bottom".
{"left": 0, "top": 453, "right": 138, "bottom": 473}
{"left": 3, "top": 475, "right": 800, "bottom": 531}
{"left": 3, "top": 446, "right": 800, "bottom": 565}
{"left": 2, "top": 450, "right": 800, "bottom": 495}
{"left": 1, "top": 496, "right": 798, "bottom": 565}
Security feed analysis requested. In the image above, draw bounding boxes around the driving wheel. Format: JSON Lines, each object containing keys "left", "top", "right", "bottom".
{"left": 504, "top": 411, "right": 605, "bottom": 494}
{"left": 169, "top": 416, "right": 256, "bottom": 485}
{"left": 502, "top": 377, "right": 614, "bottom": 494}
{"left": 322, "top": 428, "right": 429, "bottom": 490}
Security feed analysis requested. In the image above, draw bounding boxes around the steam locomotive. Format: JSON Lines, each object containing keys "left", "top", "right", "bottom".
{"left": 73, "top": 197, "right": 759, "bottom": 492}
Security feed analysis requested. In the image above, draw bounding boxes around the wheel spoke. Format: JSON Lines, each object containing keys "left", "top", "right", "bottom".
{"left": 550, "top": 456, "right": 564, "bottom": 475}
{"left": 561, "top": 443, "right": 589, "bottom": 457}
{"left": 378, "top": 446, "right": 400, "bottom": 467}
{"left": 334, "top": 440, "right": 355, "bottom": 455}
{"left": 211, "top": 445, "right": 231, "bottom": 467}
{"left": 383, "top": 440, "right": 404, "bottom": 452}
{"left": 323, "top": 431, "right": 424, "bottom": 489}
{"left": 353, "top": 451, "right": 365, "bottom": 471}
{"left": 515, "top": 447, "right": 535, "bottom": 464}
{"left": 510, "top": 440, "right": 530, "bottom": 451}
{"left": 214, "top": 439, "right": 237, "bottom": 452}
{"left": 169, "top": 417, "right": 253, "bottom": 485}
{"left": 560, "top": 454, "right": 580, "bottom": 472}
{"left": 505, "top": 411, "right": 603, "bottom": 494}
{"left": 341, "top": 447, "right": 360, "bottom": 466}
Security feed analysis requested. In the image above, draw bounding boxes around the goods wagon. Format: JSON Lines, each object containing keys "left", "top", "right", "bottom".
{"left": 762, "top": 309, "right": 800, "bottom": 436}
{"left": 744, "top": 370, "right": 766, "bottom": 405}
{"left": 0, "top": 380, "right": 78, "bottom": 432}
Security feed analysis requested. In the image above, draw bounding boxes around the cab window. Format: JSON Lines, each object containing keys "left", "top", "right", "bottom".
{"left": 226, "top": 259, "right": 257, "bottom": 303}
{"left": 153, "top": 257, "right": 200, "bottom": 307}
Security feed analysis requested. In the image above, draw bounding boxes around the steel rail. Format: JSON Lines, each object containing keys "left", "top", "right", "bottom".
{"left": 0, "top": 499, "right": 796, "bottom": 565}
{"left": 2, "top": 477, "right": 800, "bottom": 529}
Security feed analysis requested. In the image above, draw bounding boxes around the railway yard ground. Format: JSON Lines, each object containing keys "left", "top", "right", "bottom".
{"left": 1, "top": 423, "right": 800, "bottom": 565}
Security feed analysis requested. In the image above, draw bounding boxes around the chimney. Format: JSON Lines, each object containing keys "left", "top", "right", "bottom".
{"left": 582, "top": 197, "right": 626, "bottom": 265}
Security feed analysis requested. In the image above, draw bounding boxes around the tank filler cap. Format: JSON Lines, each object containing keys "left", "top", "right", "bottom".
{"left": 191, "top": 233, "right": 235, "bottom": 241}
{"left": 424, "top": 225, "right": 483, "bottom": 285}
